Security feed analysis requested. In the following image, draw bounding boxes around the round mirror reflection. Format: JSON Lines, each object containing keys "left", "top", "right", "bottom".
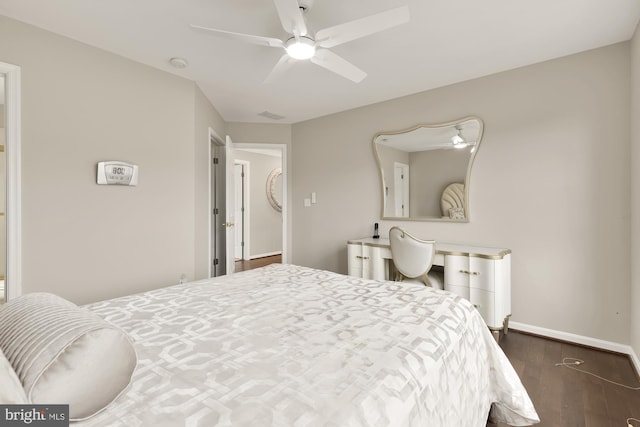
{"left": 266, "top": 167, "right": 282, "bottom": 212}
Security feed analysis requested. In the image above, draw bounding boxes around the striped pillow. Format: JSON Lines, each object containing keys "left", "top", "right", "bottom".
{"left": 0, "top": 346, "right": 28, "bottom": 404}
{"left": 0, "top": 293, "right": 136, "bottom": 420}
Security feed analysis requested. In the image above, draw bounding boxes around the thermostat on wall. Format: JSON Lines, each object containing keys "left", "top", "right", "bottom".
{"left": 97, "top": 161, "right": 139, "bottom": 186}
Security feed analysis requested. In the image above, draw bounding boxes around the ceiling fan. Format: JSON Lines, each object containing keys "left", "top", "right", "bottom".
{"left": 190, "top": 0, "right": 410, "bottom": 83}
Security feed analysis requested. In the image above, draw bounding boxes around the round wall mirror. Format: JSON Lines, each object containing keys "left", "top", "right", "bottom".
{"left": 266, "top": 167, "right": 282, "bottom": 212}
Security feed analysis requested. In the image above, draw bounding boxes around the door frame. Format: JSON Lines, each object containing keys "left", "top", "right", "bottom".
{"left": 1, "top": 62, "right": 22, "bottom": 301}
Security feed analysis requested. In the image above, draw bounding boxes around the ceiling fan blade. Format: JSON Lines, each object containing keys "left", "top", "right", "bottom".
{"left": 273, "top": 0, "right": 308, "bottom": 37}
{"left": 315, "top": 5, "right": 409, "bottom": 49}
{"left": 190, "top": 24, "right": 284, "bottom": 48}
{"left": 310, "top": 49, "right": 366, "bottom": 83}
{"left": 264, "top": 54, "right": 297, "bottom": 84}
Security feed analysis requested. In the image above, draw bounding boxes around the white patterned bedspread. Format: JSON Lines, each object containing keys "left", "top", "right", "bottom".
{"left": 80, "top": 264, "right": 539, "bottom": 427}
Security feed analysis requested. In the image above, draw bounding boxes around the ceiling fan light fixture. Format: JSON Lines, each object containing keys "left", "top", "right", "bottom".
{"left": 452, "top": 127, "right": 467, "bottom": 148}
{"left": 285, "top": 37, "right": 316, "bottom": 60}
{"left": 452, "top": 134, "right": 466, "bottom": 147}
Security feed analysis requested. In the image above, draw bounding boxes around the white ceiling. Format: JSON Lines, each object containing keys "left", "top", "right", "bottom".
{"left": 0, "top": 0, "right": 638, "bottom": 124}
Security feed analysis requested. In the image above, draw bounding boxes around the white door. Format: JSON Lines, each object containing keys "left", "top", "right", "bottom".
{"left": 225, "top": 136, "right": 236, "bottom": 275}
{"left": 1, "top": 62, "right": 21, "bottom": 301}
{"left": 210, "top": 139, "right": 223, "bottom": 277}
{"left": 394, "top": 162, "right": 410, "bottom": 217}
{"left": 234, "top": 162, "right": 244, "bottom": 260}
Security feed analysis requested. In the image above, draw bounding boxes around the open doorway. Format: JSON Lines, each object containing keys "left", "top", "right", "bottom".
{"left": 233, "top": 144, "right": 286, "bottom": 272}
{"left": 208, "top": 135, "right": 287, "bottom": 277}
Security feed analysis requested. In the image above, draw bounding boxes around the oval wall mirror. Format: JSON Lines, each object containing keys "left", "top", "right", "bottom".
{"left": 266, "top": 167, "right": 282, "bottom": 212}
{"left": 373, "top": 116, "right": 483, "bottom": 222}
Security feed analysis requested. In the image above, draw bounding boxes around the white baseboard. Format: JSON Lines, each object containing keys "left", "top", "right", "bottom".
{"left": 249, "top": 251, "right": 282, "bottom": 260}
{"left": 631, "top": 349, "right": 640, "bottom": 377}
{"left": 510, "top": 321, "right": 640, "bottom": 376}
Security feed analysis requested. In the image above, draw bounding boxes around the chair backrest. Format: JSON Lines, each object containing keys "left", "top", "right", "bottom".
{"left": 389, "top": 227, "right": 436, "bottom": 279}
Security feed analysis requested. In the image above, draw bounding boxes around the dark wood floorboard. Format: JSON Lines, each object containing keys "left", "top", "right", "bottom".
{"left": 234, "top": 254, "right": 281, "bottom": 272}
{"left": 489, "top": 331, "right": 640, "bottom": 427}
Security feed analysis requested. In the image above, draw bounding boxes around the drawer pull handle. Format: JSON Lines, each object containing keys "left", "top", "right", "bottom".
{"left": 355, "top": 256, "right": 370, "bottom": 260}
{"left": 459, "top": 269, "right": 480, "bottom": 276}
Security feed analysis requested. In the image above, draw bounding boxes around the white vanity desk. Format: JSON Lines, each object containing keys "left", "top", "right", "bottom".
{"left": 347, "top": 237, "right": 512, "bottom": 339}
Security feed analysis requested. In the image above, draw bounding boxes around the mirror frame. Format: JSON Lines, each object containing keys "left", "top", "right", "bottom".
{"left": 372, "top": 116, "right": 484, "bottom": 222}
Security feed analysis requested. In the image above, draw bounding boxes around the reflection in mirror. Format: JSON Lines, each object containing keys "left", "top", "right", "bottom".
{"left": 373, "top": 117, "right": 483, "bottom": 221}
{"left": 266, "top": 167, "right": 282, "bottom": 212}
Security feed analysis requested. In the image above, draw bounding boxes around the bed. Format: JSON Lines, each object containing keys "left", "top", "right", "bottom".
{"left": 0, "top": 264, "right": 539, "bottom": 426}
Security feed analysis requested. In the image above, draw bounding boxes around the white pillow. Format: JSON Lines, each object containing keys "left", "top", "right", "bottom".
{"left": 449, "top": 207, "right": 465, "bottom": 219}
{"left": 0, "top": 346, "right": 28, "bottom": 404}
{"left": 0, "top": 293, "right": 136, "bottom": 420}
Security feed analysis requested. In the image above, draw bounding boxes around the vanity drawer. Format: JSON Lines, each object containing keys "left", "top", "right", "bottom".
{"left": 347, "top": 244, "right": 363, "bottom": 277}
{"left": 470, "top": 288, "right": 496, "bottom": 328}
{"left": 446, "top": 284, "right": 470, "bottom": 300}
{"left": 445, "top": 256, "right": 495, "bottom": 292}
{"left": 347, "top": 244, "right": 386, "bottom": 280}
{"left": 445, "top": 285, "right": 496, "bottom": 327}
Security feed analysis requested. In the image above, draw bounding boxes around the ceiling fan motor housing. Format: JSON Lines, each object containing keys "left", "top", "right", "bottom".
{"left": 297, "top": 0, "right": 315, "bottom": 12}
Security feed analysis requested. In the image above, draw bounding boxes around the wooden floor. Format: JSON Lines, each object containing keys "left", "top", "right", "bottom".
{"left": 490, "top": 330, "right": 640, "bottom": 427}
{"left": 234, "top": 254, "right": 281, "bottom": 272}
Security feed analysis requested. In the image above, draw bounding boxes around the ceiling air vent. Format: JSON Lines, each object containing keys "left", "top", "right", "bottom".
{"left": 258, "top": 111, "right": 285, "bottom": 120}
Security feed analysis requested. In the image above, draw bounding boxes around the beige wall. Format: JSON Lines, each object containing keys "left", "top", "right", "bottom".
{"left": 292, "top": 43, "right": 631, "bottom": 344}
{"left": 630, "top": 23, "right": 640, "bottom": 359}
{"left": 0, "top": 16, "right": 225, "bottom": 304}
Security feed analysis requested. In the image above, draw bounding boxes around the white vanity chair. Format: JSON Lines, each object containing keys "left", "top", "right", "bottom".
{"left": 388, "top": 227, "right": 444, "bottom": 289}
